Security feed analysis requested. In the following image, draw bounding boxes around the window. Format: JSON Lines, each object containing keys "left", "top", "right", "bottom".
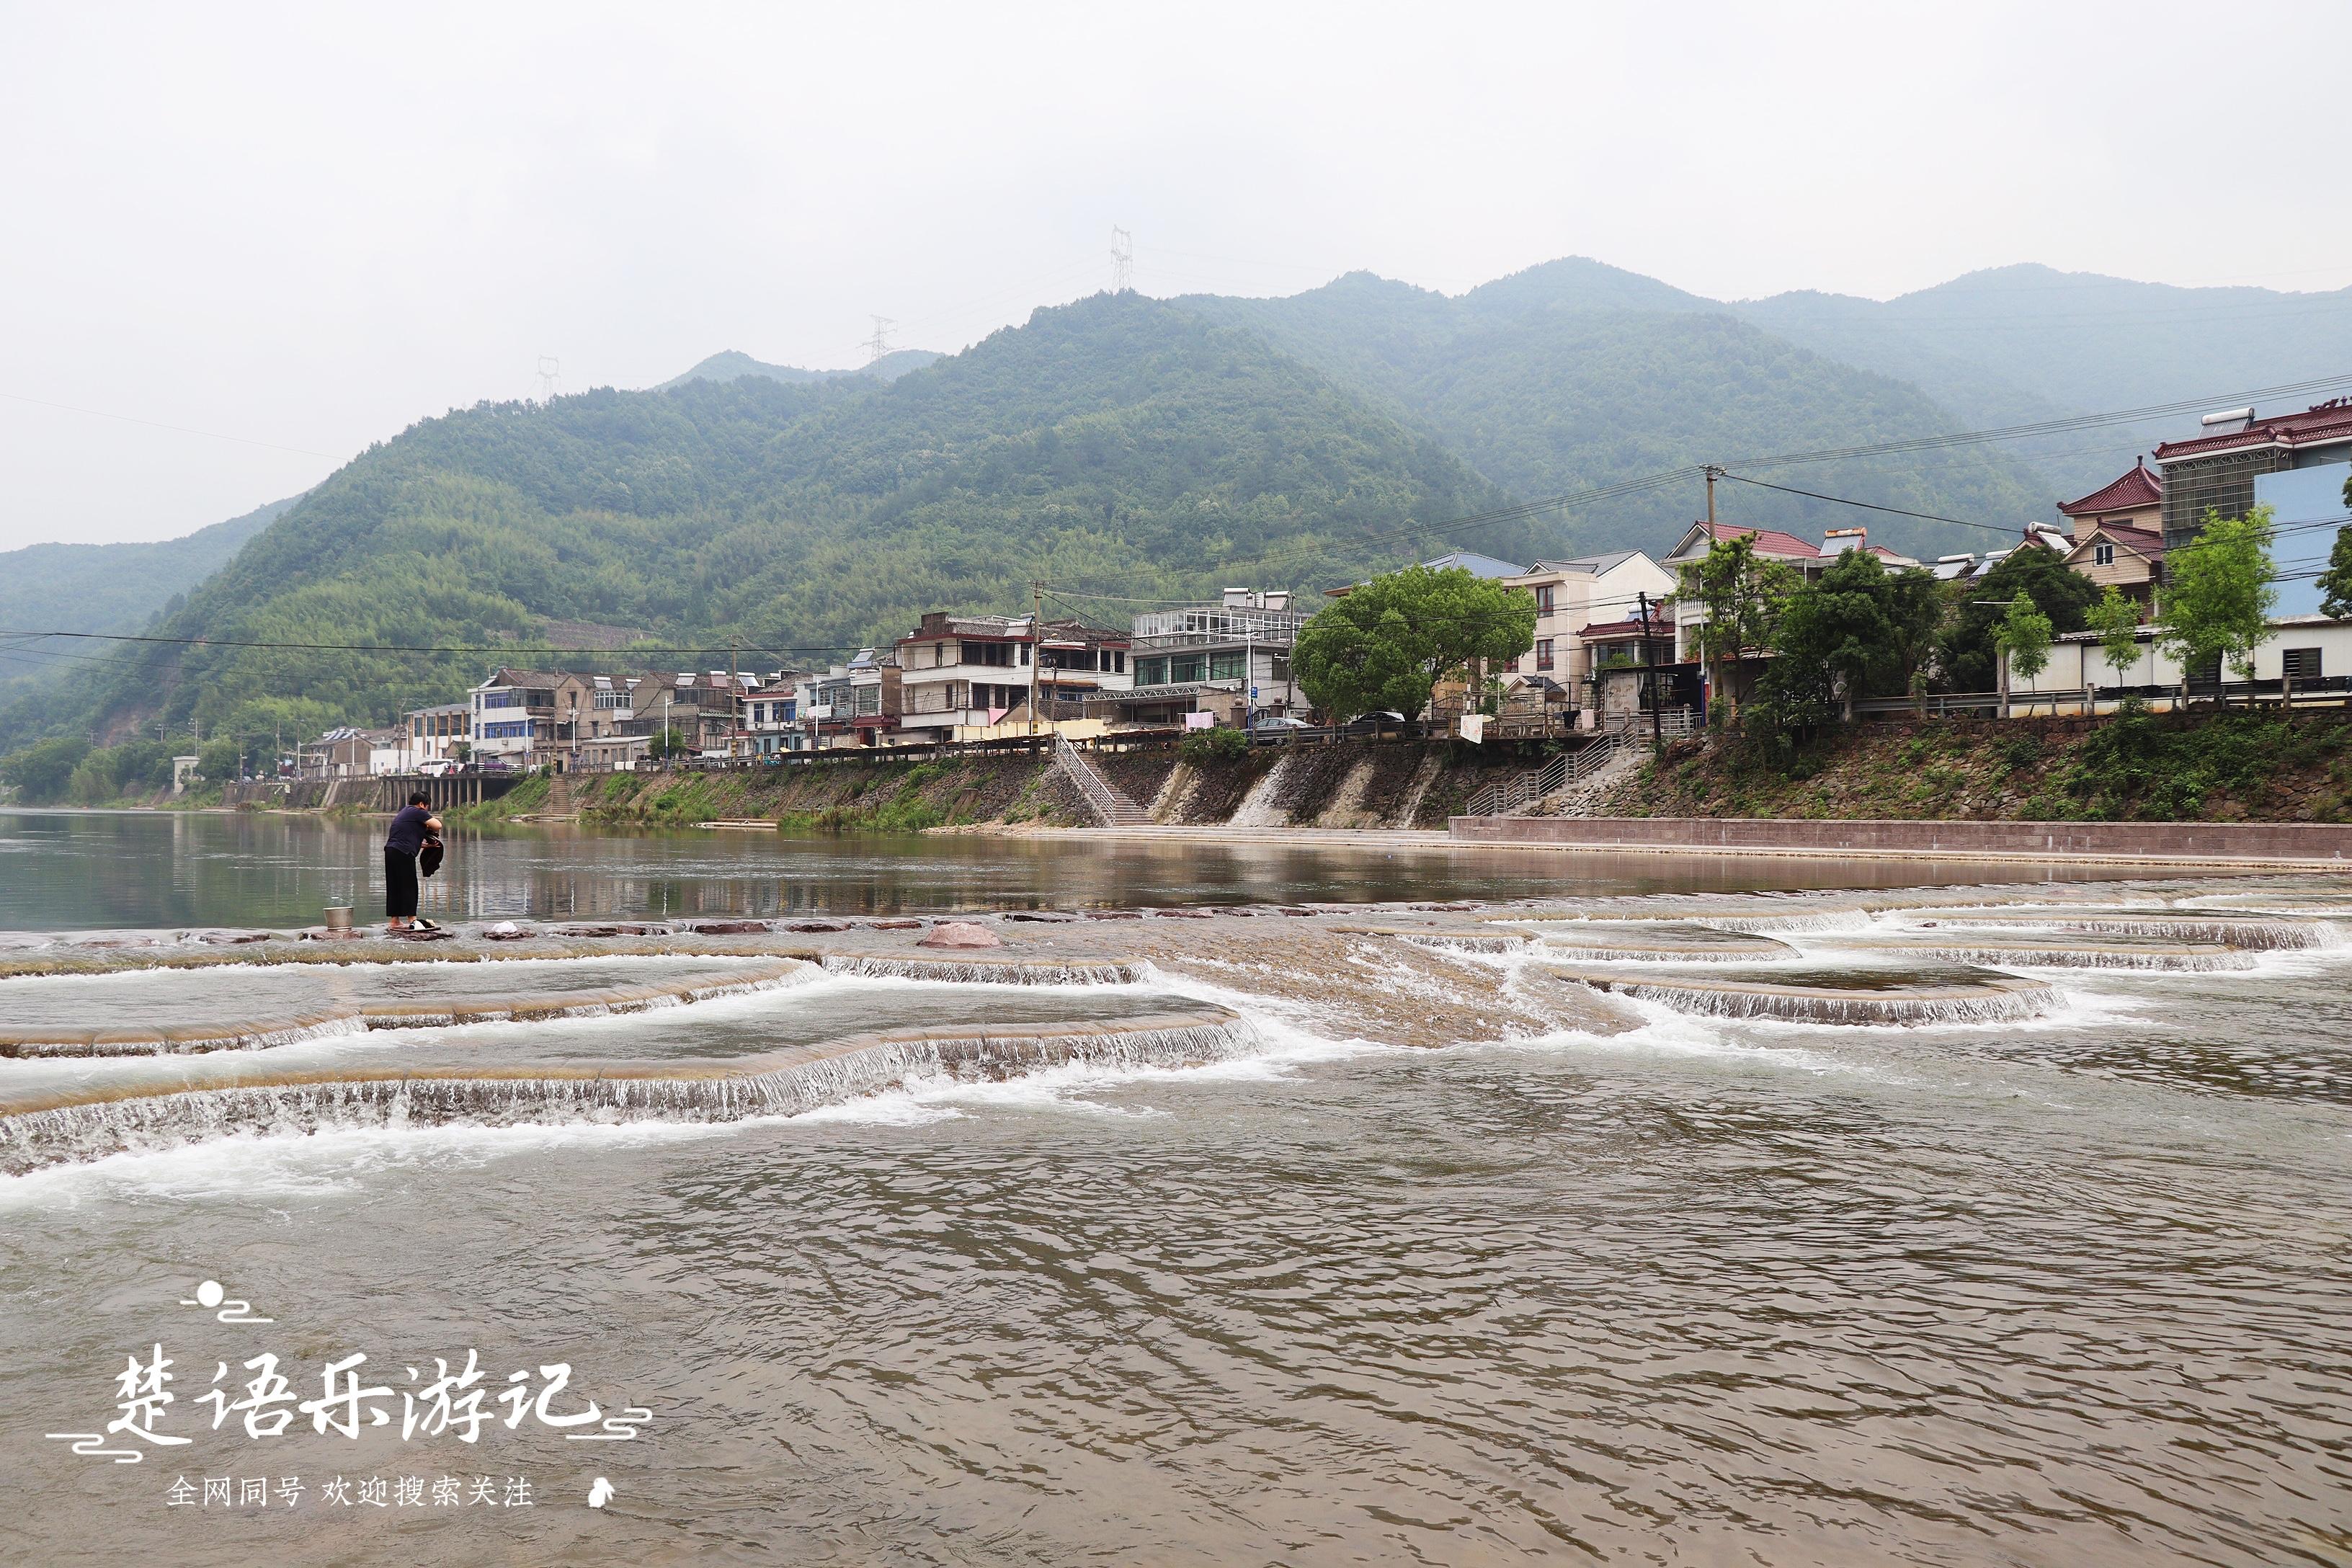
{"left": 966, "top": 641, "right": 1013, "bottom": 668}
{"left": 1208, "top": 651, "right": 1246, "bottom": 682}
{"left": 1135, "top": 656, "right": 1169, "bottom": 686}
{"left": 594, "top": 690, "right": 629, "bottom": 708}
{"left": 479, "top": 721, "right": 532, "bottom": 740}
{"left": 481, "top": 690, "right": 520, "bottom": 709}
{"left": 2093, "top": 543, "right": 2115, "bottom": 567}
{"left": 1269, "top": 654, "right": 1291, "bottom": 683}
{"left": 1113, "top": 651, "right": 1126, "bottom": 672}
{"left": 2282, "top": 647, "right": 2323, "bottom": 681}
{"left": 1534, "top": 584, "right": 1555, "bottom": 615}
{"left": 1170, "top": 653, "right": 1207, "bottom": 684}
{"left": 1536, "top": 638, "right": 1554, "bottom": 672}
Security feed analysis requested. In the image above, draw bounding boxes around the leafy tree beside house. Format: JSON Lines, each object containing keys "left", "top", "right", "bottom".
{"left": 2158, "top": 506, "right": 2278, "bottom": 707}
{"left": 1936, "top": 543, "right": 2101, "bottom": 693}
{"left": 1677, "top": 535, "right": 1799, "bottom": 723}
{"left": 1995, "top": 594, "right": 2055, "bottom": 716}
{"left": 2085, "top": 585, "right": 2146, "bottom": 701}
{"left": 1758, "top": 550, "right": 1946, "bottom": 724}
{"left": 1292, "top": 564, "right": 1536, "bottom": 721}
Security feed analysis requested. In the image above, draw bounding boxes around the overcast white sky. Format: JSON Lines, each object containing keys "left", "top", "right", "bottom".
{"left": 5, "top": 0, "right": 2351, "bottom": 551}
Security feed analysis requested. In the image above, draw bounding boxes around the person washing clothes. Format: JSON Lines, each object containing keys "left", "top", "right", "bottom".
{"left": 383, "top": 790, "right": 444, "bottom": 933}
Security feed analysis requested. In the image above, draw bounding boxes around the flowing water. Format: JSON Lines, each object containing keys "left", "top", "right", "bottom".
{"left": 4, "top": 814, "right": 2350, "bottom": 1565}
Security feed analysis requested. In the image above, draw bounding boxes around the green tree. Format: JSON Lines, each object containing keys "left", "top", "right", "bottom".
{"left": 0, "top": 736, "right": 92, "bottom": 803}
{"left": 2318, "top": 479, "right": 2352, "bottom": 618}
{"left": 2085, "top": 586, "right": 2144, "bottom": 703}
{"left": 1995, "top": 594, "right": 2054, "bottom": 716}
{"left": 2159, "top": 506, "right": 2278, "bottom": 708}
{"left": 1677, "top": 535, "right": 1798, "bottom": 723}
{"left": 1760, "top": 551, "right": 1946, "bottom": 723}
{"left": 1293, "top": 564, "right": 1536, "bottom": 721}
{"left": 1936, "top": 543, "right": 2101, "bottom": 693}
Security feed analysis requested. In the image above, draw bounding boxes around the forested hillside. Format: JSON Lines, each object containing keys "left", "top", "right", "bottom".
{"left": 1180, "top": 263, "right": 2052, "bottom": 560}
{"left": 0, "top": 494, "right": 297, "bottom": 638}
{"left": 0, "top": 494, "right": 301, "bottom": 744}
{"left": 656, "top": 347, "right": 941, "bottom": 389}
{"left": 38, "top": 295, "right": 1518, "bottom": 751}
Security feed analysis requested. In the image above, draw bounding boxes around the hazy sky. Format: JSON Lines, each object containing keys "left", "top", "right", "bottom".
{"left": 6, "top": 0, "right": 2352, "bottom": 551}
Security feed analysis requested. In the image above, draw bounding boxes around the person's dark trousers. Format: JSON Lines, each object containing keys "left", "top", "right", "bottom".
{"left": 384, "top": 847, "right": 419, "bottom": 920}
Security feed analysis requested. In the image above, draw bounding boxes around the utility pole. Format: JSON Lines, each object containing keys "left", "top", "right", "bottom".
{"left": 1703, "top": 465, "right": 1721, "bottom": 530}
{"left": 1028, "top": 582, "right": 1042, "bottom": 736}
{"left": 728, "top": 643, "right": 739, "bottom": 767}
{"left": 864, "top": 316, "right": 896, "bottom": 368}
{"left": 1637, "top": 589, "right": 1664, "bottom": 754}
{"left": 536, "top": 356, "right": 561, "bottom": 402}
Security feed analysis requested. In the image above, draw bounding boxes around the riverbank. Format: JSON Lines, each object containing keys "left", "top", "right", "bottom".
{"left": 1592, "top": 708, "right": 2352, "bottom": 824}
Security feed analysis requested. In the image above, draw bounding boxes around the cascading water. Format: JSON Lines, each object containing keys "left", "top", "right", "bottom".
{"left": 817, "top": 956, "right": 1151, "bottom": 985}
{"left": 1549, "top": 966, "right": 2059, "bottom": 1025}
{"left": 0, "top": 1012, "right": 1258, "bottom": 1175}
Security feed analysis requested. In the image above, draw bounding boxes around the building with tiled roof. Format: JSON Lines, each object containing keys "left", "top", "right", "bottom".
{"left": 2058, "top": 458, "right": 2162, "bottom": 540}
{"left": 2154, "top": 399, "right": 2352, "bottom": 551}
{"left": 1501, "top": 549, "right": 1675, "bottom": 693}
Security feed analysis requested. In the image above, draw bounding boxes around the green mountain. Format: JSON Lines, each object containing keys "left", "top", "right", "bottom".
{"left": 0, "top": 494, "right": 298, "bottom": 640}
{"left": 0, "top": 494, "right": 303, "bottom": 743}
{"left": 656, "top": 347, "right": 942, "bottom": 390}
{"left": 48, "top": 294, "right": 1521, "bottom": 749}
{"left": 1179, "top": 261, "right": 2052, "bottom": 559}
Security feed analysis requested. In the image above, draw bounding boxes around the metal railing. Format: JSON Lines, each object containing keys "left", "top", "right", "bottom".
{"left": 1462, "top": 726, "right": 1640, "bottom": 816}
{"left": 1054, "top": 734, "right": 1149, "bottom": 825}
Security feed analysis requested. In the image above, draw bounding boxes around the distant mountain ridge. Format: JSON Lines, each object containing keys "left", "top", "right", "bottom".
{"left": 0, "top": 494, "right": 299, "bottom": 639}
{"left": 657, "top": 347, "right": 942, "bottom": 390}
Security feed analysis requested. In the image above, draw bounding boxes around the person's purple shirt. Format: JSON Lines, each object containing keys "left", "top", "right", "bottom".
{"left": 385, "top": 805, "right": 433, "bottom": 855}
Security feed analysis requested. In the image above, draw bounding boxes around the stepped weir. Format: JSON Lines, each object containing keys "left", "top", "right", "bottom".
{"left": 0, "top": 1010, "right": 1255, "bottom": 1175}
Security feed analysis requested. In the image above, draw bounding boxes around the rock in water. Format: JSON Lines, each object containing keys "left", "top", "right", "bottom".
{"left": 917, "top": 922, "right": 1002, "bottom": 950}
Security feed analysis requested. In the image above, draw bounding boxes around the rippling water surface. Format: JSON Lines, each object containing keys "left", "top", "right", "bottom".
{"left": 4, "top": 848, "right": 2349, "bottom": 1565}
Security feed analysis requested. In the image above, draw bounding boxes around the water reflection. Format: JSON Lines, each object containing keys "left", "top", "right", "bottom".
{"left": 0, "top": 808, "right": 2140, "bottom": 930}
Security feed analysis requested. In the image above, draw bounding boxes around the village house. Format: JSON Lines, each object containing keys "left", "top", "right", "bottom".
{"left": 1501, "top": 551, "right": 1676, "bottom": 692}
{"left": 2005, "top": 614, "right": 2352, "bottom": 710}
{"left": 1119, "top": 589, "right": 1305, "bottom": 729}
{"left": 739, "top": 672, "right": 805, "bottom": 759}
{"left": 895, "top": 613, "right": 1129, "bottom": 740}
{"left": 1577, "top": 607, "right": 1696, "bottom": 729}
{"left": 618, "top": 671, "right": 749, "bottom": 761}
{"left": 398, "top": 702, "right": 471, "bottom": 771}
{"left": 468, "top": 667, "right": 602, "bottom": 770}
{"left": 2054, "top": 459, "right": 2165, "bottom": 614}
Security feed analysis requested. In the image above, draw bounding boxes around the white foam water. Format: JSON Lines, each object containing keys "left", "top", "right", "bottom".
{"left": 818, "top": 955, "right": 1152, "bottom": 985}
{"left": 0, "top": 1017, "right": 1260, "bottom": 1175}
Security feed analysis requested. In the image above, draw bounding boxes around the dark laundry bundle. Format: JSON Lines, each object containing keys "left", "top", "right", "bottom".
{"left": 420, "top": 836, "right": 444, "bottom": 878}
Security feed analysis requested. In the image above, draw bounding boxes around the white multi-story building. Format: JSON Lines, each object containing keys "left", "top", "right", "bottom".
{"left": 1122, "top": 589, "right": 1307, "bottom": 726}
{"left": 1501, "top": 552, "right": 1678, "bottom": 697}
{"left": 894, "top": 614, "right": 1129, "bottom": 739}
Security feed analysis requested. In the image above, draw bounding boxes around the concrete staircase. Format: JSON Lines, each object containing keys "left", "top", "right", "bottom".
{"left": 1054, "top": 736, "right": 1152, "bottom": 827}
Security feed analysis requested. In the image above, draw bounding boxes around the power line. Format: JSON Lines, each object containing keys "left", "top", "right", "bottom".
{"left": 0, "top": 391, "right": 340, "bottom": 459}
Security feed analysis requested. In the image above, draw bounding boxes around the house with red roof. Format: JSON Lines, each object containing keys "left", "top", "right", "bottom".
{"left": 2154, "top": 398, "right": 2352, "bottom": 552}
{"left": 2056, "top": 458, "right": 2165, "bottom": 614}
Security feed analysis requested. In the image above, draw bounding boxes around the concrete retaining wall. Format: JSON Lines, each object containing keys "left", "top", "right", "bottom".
{"left": 1448, "top": 814, "right": 2352, "bottom": 865}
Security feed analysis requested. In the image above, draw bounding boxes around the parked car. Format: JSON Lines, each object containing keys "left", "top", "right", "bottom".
{"left": 1252, "top": 716, "right": 1311, "bottom": 732}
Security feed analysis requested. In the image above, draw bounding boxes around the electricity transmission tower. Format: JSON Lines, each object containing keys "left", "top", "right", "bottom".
{"left": 1109, "top": 226, "right": 1134, "bottom": 293}
{"left": 535, "top": 356, "right": 561, "bottom": 401}
{"left": 864, "top": 316, "right": 896, "bottom": 367}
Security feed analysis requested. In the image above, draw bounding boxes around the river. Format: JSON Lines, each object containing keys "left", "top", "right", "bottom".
{"left": 2, "top": 808, "right": 2348, "bottom": 1565}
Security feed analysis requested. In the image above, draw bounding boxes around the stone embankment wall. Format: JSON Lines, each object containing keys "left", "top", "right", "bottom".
{"left": 481, "top": 741, "right": 1532, "bottom": 832}
{"left": 1451, "top": 814, "right": 2352, "bottom": 864}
